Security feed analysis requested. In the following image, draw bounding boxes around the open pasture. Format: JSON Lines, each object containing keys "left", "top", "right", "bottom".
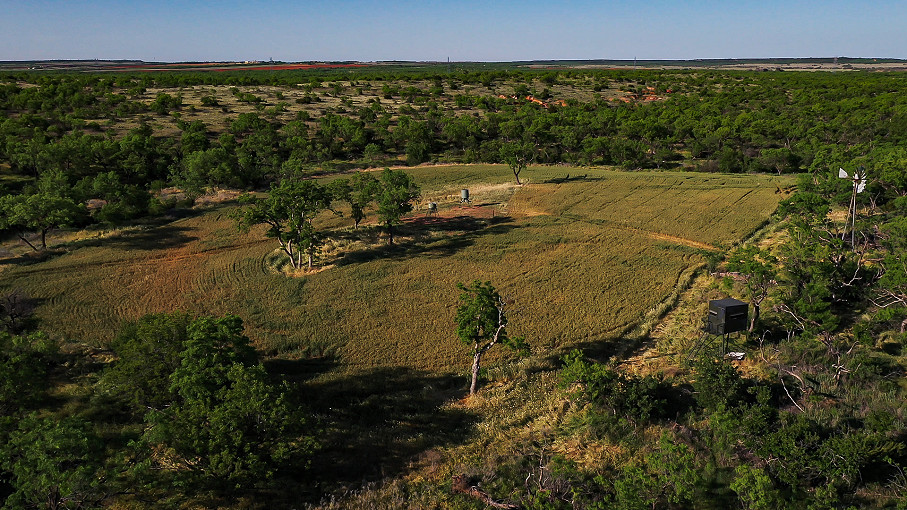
{"left": 0, "top": 166, "right": 792, "bottom": 373}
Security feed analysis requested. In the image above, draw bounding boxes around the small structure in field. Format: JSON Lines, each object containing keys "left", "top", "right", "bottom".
{"left": 706, "top": 298, "right": 748, "bottom": 336}
{"left": 460, "top": 189, "right": 470, "bottom": 204}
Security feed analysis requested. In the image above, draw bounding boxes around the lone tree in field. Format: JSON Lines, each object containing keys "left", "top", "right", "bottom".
{"left": 499, "top": 141, "right": 534, "bottom": 185}
{"left": 377, "top": 168, "right": 419, "bottom": 245}
{"left": 456, "top": 280, "right": 527, "bottom": 396}
{"left": 236, "top": 179, "right": 333, "bottom": 270}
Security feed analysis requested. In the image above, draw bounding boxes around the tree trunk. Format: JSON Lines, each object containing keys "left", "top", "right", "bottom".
{"left": 283, "top": 239, "right": 299, "bottom": 269}
{"left": 749, "top": 303, "right": 761, "bottom": 332}
{"left": 16, "top": 233, "right": 39, "bottom": 252}
{"left": 387, "top": 223, "right": 394, "bottom": 245}
{"left": 40, "top": 229, "right": 48, "bottom": 250}
{"left": 469, "top": 351, "right": 481, "bottom": 396}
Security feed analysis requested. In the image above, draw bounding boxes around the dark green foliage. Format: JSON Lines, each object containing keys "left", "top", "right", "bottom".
{"left": 560, "top": 350, "right": 676, "bottom": 424}
{"left": 149, "top": 92, "right": 182, "bottom": 114}
{"left": 744, "top": 413, "right": 902, "bottom": 497}
{"left": 236, "top": 178, "right": 334, "bottom": 269}
{"left": 330, "top": 171, "right": 379, "bottom": 229}
{"left": 140, "top": 315, "right": 312, "bottom": 490}
{"left": 98, "top": 312, "right": 192, "bottom": 413}
{"left": 176, "top": 146, "right": 238, "bottom": 192}
{"left": 0, "top": 332, "right": 56, "bottom": 430}
{"left": 1, "top": 414, "right": 103, "bottom": 510}
{"left": 692, "top": 356, "right": 748, "bottom": 413}
{"left": 730, "top": 465, "right": 782, "bottom": 510}
{"left": 75, "top": 171, "right": 151, "bottom": 224}
{"left": 0, "top": 175, "right": 86, "bottom": 250}
{"left": 605, "top": 434, "right": 703, "bottom": 510}
{"left": 376, "top": 168, "right": 419, "bottom": 246}
{"left": 774, "top": 182, "right": 872, "bottom": 336}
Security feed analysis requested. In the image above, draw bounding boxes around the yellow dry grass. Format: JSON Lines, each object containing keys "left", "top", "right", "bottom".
{"left": 0, "top": 166, "right": 792, "bottom": 376}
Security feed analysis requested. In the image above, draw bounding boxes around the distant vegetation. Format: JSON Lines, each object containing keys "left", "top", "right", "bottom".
{"left": 1, "top": 65, "right": 907, "bottom": 508}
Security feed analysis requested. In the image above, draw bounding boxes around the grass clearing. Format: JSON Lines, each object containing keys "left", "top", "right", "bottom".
{"left": 1, "top": 166, "right": 791, "bottom": 374}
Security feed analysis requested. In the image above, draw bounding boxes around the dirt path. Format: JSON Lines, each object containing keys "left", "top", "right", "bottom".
{"left": 645, "top": 232, "right": 716, "bottom": 251}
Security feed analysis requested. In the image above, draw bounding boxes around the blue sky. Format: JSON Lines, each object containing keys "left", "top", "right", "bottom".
{"left": 1, "top": 0, "right": 904, "bottom": 62}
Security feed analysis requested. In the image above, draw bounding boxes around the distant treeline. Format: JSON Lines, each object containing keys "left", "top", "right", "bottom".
{"left": 1, "top": 68, "right": 906, "bottom": 221}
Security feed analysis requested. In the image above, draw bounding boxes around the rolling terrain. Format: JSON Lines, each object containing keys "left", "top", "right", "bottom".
{"left": 0, "top": 165, "right": 790, "bottom": 371}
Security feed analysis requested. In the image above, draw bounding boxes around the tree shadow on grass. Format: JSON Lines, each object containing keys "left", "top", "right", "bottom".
{"left": 103, "top": 224, "right": 199, "bottom": 252}
{"left": 264, "top": 355, "right": 338, "bottom": 386}
{"left": 540, "top": 333, "right": 654, "bottom": 369}
{"left": 336, "top": 215, "right": 516, "bottom": 266}
{"left": 286, "top": 364, "right": 477, "bottom": 498}
{"left": 543, "top": 174, "right": 605, "bottom": 184}
{"left": 0, "top": 246, "right": 62, "bottom": 267}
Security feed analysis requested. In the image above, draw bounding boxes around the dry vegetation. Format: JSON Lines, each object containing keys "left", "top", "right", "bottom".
{"left": 86, "top": 77, "right": 617, "bottom": 140}
{"left": 0, "top": 165, "right": 790, "bottom": 373}
{"left": 0, "top": 163, "right": 794, "bottom": 507}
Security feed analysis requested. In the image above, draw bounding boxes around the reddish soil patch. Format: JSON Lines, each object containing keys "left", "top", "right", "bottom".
{"left": 214, "top": 63, "right": 367, "bottom": 72}
{"left": 408, "top": 205, "right": 503, "bottom": 225}
{"left": 108, "top": 62, "right": 368, "bottom": 73}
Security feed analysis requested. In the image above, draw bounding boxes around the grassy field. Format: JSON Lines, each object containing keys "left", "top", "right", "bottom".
{"left": 0, "top": 164, "right": 794, "bottom": 501}
{"left": 0, "top": 165, "right": 791, "bottom": 375}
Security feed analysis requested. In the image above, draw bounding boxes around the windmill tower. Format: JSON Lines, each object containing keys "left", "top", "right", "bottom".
{"left": 838, "top": 167, "right": 867, "bottom": 246}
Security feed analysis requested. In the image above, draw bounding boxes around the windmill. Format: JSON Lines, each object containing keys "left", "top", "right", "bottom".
{"left": 838, "top": 166, "right": 867, "bottom": 246}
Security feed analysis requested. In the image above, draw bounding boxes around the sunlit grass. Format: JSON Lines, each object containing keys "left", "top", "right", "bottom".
{"left": 0, "top": 167, "right": 791, "bottom": 376}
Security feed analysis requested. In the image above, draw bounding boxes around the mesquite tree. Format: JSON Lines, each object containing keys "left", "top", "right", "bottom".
{"left": 725, "top": 245, "right": 777, "bottom": 332}
{"left": 456, "top": 281, "right": 527, "bottom": 395}
{"left": 499, "top": 141, "right": 534, "bottom": 185}
{"left": 236, "top": 179, "right": 333, "bottom": 270}
{"left": 377, "top": 168, "right": 419, "bottom": 245}
{"left": 331, "top": 171, "right": 379, "bottom": 229}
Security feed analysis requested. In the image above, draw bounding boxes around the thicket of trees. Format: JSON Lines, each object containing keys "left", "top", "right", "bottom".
{"left": 236, "top": 167, "right": 419, "bottom": 269}
{"left": 1, "top": 313, "right": 314, "bottom": 507}
{"left": 2, "top": 70, "right": 907, "bottom": 240}
{"left": 0, "top": 70, "right": 901, "bottom": 258}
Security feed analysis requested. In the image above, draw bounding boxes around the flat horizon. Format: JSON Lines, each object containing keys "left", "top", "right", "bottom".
{"left": 1, "top": 1, "right": 904, "bottom": 62}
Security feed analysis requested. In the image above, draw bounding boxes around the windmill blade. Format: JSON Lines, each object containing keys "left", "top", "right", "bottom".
{"left": 856, "top": 180, "right": 866, "bottom": 193}
{"left": 838, "top": 167, "right": 849, "bottom": 179}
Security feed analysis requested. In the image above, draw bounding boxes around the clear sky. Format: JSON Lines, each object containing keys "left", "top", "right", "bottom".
{"left": 1, "top": 0, "right": 904, "bottom": 62}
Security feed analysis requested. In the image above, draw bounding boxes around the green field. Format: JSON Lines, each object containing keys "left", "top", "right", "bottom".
{"left": 0, "top": 165, "right": 791, "bottom": 375}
